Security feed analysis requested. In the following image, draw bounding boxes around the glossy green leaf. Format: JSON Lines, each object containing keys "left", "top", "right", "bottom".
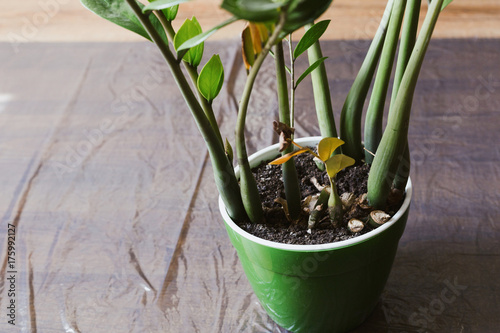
{"left": 143, "top": 0, "right": 189, "bottom": 12}
{"left": 221, "top": 0, "right": 332, "bottom": 34}
{"left": 82, "top": 0, "right": 170, "bottom": 46}
{"left": 163, "top": 4, "right": 179, "bottom": 20}
{"left": 441, "top": 0, "right": 453, "bottom": 10}
{"left": 325, "top": 154, "right": 355, "bottom": 178}
{"left": 293, "top": 20, "right": 330, "bottom": 59}
{"left": 295, "top": 56, "right": 327, "bottom": 87}
{"left": 81, "top": 0, "right": 150, "bottom": 40}
{"left": 174, "top": 17, "right": 204, "bottom": 66}
{"left": 197, "top": 55, "right": 224, "bottom": 102}
{"left": 318, "top": 137, "right": 344, "bottom": 162}
{"left": 221, "top": 0, "right": 288, "bottom": 22}
{"left": 177, "top": 16, "right": 238, "bottom": 51}
{"left": 284, "top": 0, "right": 332, "bottom": 34}
{"left": 269, "top": 148, "right": 309, "bottom": 165}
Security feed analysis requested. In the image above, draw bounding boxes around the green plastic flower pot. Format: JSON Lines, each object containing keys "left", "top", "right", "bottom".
{"left": 220, "top": 136, "right": 411, "bottom": 333}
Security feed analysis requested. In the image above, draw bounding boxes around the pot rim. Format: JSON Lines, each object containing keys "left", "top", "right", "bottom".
{"left": 219, "top": 136, "right": 412, "bottom": 252}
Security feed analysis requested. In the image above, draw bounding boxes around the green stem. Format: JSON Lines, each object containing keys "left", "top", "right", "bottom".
{"left": 328, "top": 178, "right": 343, "bottom": 227}
{"left": 393, "top": 144, "right": 410, "bottom": 191}
{"left": 391, "top": 0, "right": 421, "bottom": 106}
{"left": 185, "top": 64, "right": 224, "bottom": 146}
{"left": 157, "top": 12, "right": 176, "bottom": 42}
{"left": 236, "top": 12, "right": 287, "bottom": 223}
{"left": 126, "top": 0, "right": 246, "bottom": 221}
{"left": 274, "top": 41, "right": 301, "bottom": 221}
{"left": 391, "top": 0, "right": 421, "bottom": 191}
{"left": 340, "top": 0, "right": 394, "bottom": 163}
{"left": 305, "top": 23, "right": 337, "bottom": 139}
{"left": 364, "top": 0, "right": 407, "bottom": 164}
{"left": 161, "top": 17, "right": 223, "bottom": 146}
{"left": 368, "top": 0, "right": 444, "bottom": 208}
{"left": 288, "top": 34, "right": 296, "bottom": 128}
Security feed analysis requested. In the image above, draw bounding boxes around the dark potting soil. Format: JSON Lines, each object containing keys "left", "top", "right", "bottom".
{"left": 237, "top": 151, "right": 404, "bottom": 245}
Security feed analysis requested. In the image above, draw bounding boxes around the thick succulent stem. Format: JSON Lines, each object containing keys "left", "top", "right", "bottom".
{"left": 391, "top": 0, "right": 421, "bottom": 190}
{"left": 185, "top": 64, "right": 224, "bottom": 146}
{"left": 157, "top": 12, "right": 176, "bottom": 42}
{"left": 288, "top": 34, "right": 296, "bottom": 128}
{"left": 393, "top": 144, "right": 410, "bottom": 191}
{"left": 391, "top": 0, "right": 421, "bottom": 106}
{"left": 126, "top": 0, "right": 246, "bottom": 221}
{"left": 236, "top": 12, "right": 287, "bottom": 223}
{"left": 339, "top": 0, "right": 394, "bottom": 163}
{"left": 368, "top": 0, "right": 444, "bottom": 209}
{"left": 364, "top": 0, "right": 407, "bottom": 164}
{"left": 161, "top": 17, "right": 223, "bottom": 146}
{"left": 274, "top": 41, "right": 302, "bottom": 221}
{"left": 305, "top": 23, "right": 338, "bottom": 139}
{"left": 328, "top": 178, "right": 343, "bottom": 228}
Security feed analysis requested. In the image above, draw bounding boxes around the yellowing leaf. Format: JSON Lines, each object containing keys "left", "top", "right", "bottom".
{"left": 241, "top": 24, "right": 255, "bottom": 70}
{"left": 256, "top": 23, "right": 269, "bottom": 45}
{"left": 249, "top": 23, "right": 262, "bottom": 55}
{"left": 241, "top": 22, "right": 268, "bottom": 70}
{"left": 318, "top": 137, "right": 344, "bottom": 162}
{"left": 325, "top": 154, "right": 355, "bottom": 178}
{"left": 269, "top": 148, "right": 309, "bottom": 165}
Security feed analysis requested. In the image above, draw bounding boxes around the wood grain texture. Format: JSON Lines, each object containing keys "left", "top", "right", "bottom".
{"left": 0, "top": 38, "right": 499, "bottom": 332}
{"left": 1, "top": 0, "right": 499, "bottom": 42}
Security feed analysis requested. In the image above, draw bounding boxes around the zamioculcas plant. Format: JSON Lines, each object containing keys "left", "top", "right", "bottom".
{"left": 80, "top": 1, "right": 454, "bottom": 331}
{"left": 81, "top": 0, "right": 453, "bottom": 228}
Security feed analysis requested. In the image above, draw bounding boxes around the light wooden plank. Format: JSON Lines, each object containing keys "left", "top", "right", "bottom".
{"left": 1, "top": 0, "right": 499, "bottom": 42}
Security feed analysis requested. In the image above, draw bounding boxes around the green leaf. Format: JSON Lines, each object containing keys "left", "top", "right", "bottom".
{"left": 221, "top": 0, "right": 332, "bottom": 35}
{"left": 197, "top": 55, "right": 224, "bottom": 102}
{"left": 221, "top": 0, "right": 288, "bottom": 22}
{"left": 241, "top": 24, "right": 255, "bottom": 69}
{"left": 441, "top": 0, "right": 453, "bottom": 10}
{"left": 293, "top": 20, "right": 330, "bottom": 59}
{"left": 177, "top": 16, "right": 238, "bottom": 51}
{"left": 284, "top": 0, "right": 333, "bottom": 34}
{"left": 81, "top": 0, "right": 150, "bottom": 40}
{"left": 82, "top": 0, "right": 169, "bottom": 46}
{"left": 295, "top": 56, "right": 327, "bottom": 87}
{"left": 318, "top": 137, "right": 344, "bottom": 162}
{"left": 174, "top": 17, "right": 204, "bottom": 67}
{"left": 163, "top": 4, "right": 179, "bottom": 20}
{"left": 143, "top": 0, "right": 189, "bottom": 12}
{"left": 325, "top": 154, "right": 355, "bottom": 178}
{"left": 269, "top": 148, "right": 309, "bottom": 165}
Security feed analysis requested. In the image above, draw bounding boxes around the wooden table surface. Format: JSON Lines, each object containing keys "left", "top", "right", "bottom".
{"left": 1, "top": 0, "right": 500, "bottom": 42}
{"left": 1, "top": 1, "right": 500, "bottom": 332}
{"left": 1, "top": 37, "right": 499, "bottom": 332}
